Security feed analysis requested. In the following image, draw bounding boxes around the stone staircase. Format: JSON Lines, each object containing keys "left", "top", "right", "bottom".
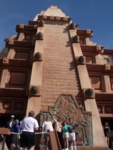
{"left": 41, "top": 23, "right": 83, "bottom": 110}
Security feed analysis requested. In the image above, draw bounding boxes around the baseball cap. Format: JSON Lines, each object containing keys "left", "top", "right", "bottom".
{"left": 11, "top": 115, "right": 15, "bottom": 118}
{"left": 15, "top": 119, "right": 19, "bottom": 123}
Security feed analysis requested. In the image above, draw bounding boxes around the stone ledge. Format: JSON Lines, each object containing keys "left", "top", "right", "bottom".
{"left": 77, "top": 146, "right": 109, "bottom": 150}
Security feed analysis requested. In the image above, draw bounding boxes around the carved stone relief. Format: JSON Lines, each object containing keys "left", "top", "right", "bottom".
{"left": 45, "top": 21, "right": 65, "bottom": 25}
{"left": 40, "top": 94, "right": 93, "bottom": 146}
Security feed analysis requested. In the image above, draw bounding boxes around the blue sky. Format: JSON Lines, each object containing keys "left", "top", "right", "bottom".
{"left": 0, "top": 0, "right": 113, "bottom": 51}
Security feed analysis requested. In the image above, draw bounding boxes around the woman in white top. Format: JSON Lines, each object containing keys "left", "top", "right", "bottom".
{"left": 41, "top": 116, "right": 54, "bottom": 149}
{"left": 42, "top": 116, "right": 53, "bottom": 132}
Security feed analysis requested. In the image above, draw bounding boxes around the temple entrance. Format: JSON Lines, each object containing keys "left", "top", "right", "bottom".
{"left": 101, "top": 117, "right": 113, "bottom": 149}
{"left": 101, "top": 117, "right": 113, "bottom": 130}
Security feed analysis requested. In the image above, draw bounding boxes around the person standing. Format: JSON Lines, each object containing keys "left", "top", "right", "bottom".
{"left": 68, "top": 118, "right": 78, "bottom": 150}
{"left": 11, "top": 119, "right": 20, "bottom": 149}
{"left": 20, "top": 111, "right": 39, "bottom": 150}
{"left": 5, "top": 115, "right": 15, "bottom": 149}
{"left": 62, "top": 120, "right": 69, "bottom": 150}
{"left": 50, "top": 111, "right": 63, "bottom": 149}
{"left": 53, "top": 117, "right": 64, "bottom": 148}
{"left": 42, "top": 116, "right": 54, "bottom": 132}
{"left": 42, "top": 116, "right": 54, "bottom": 150}
{"left": 103, "top": 122, "right": 110, "bottom": 146}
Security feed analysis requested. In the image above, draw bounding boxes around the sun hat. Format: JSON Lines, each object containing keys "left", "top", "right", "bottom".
{"left": 11, "top": 115, "right": 15, "bottom": 118}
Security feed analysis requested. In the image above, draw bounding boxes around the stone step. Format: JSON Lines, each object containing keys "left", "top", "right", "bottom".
{"left": 42, "top": 89, "right": 79, "bottom": 94}
{"left": 77, "top": 146, "right": 109, "bottom": 150}
{"left": 42, "top": 83, "right": 79, "bottom": 87}
{"left": 41, "top": 23, "right": 82, "bottom": 110}
{"left": 43, "top": 57, "right": 74, "bottom": 61}
{"left": 44, "top": 44, "right": 71, "bottom": 49}
{"left": 42, "top": 77, "right": 79, "bottom": 81}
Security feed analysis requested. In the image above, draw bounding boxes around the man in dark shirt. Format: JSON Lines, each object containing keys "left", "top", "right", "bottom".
{"left": 68, "top": 118, "right": 78, "bottom": 150}
{"left": 5, "top": 115, "right": 15, "bottom": 149}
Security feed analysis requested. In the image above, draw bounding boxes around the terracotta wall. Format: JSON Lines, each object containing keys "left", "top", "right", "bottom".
{"left": 41, "top": 22, "right": 82, "bottom": 110}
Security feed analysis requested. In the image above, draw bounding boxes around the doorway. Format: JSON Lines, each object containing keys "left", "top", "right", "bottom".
{"left": 101, "top": 117, "right": 113, "bottom": 149}
{"left": 101, "top": 117, "right": 113, "bottom": 130}
{"left": 0, "top": 114, "right": 25, "bottom": 127}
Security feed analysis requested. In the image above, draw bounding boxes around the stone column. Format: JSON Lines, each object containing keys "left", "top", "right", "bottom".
{"left": 26, "top": 25, "right": 44, "bottom": 116}
{"left": 69, "top": 28, "right": 108, "bottom": 148}
{"left": 0, "top": 69, "right": 10, "bottom": 88}
{"left": 7, "top": 49, "right": 15, "bottom": 59}
{"left": 103, "top": 75, "right": 111, "bottom": 93}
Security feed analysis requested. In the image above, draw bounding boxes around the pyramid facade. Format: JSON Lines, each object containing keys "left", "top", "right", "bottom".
{"left": 0, "top": 6, "right": 112, "bottom": 149}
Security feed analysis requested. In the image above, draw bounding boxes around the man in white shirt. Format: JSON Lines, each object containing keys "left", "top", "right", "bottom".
{"left": 20, "top": 111, "right": 39, "bottom": 150}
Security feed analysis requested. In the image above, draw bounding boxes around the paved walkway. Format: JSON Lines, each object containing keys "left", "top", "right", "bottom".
{"left": 0, "top": 142, "right": 8, "bottom": 150}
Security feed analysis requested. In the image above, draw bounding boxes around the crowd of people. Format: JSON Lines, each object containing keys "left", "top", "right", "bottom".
{"left": 41, "top": 114, "right": 78, "bottom": 150}
{"left": 2, "top": 111, "right": 111, "bottom": 150}
{"left": 5, "top": 111, "right": 39, "bottom": 150}
{"left": 3, "top": 111, "right": 78, "bottom": 150}
{"left": 5, "top": 115, "right": 21, "bottom": 150}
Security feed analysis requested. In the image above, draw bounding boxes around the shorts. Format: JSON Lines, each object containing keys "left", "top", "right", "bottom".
{"left": 62, "top": 132, "right": 69, "bottom": 139}
{"left": 20, "top": 131, "right": 35, "bottom": 148}
{"left": 69, "top": 132, "right": 76, "bottom": 141}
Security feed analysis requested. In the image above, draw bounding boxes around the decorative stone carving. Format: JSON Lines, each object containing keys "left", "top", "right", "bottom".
{"left": 36, "top": 32, "right": 43, "bottom": 40}
{"left": 56, "top": 16, "right": 60, "bottom": 20}
{"left": 50, "top": 16, "right": 54, "bottom": 20}
{"left": 86, "top": 29, "right": 93, "bottom": 36}
{"left": 19, "top": 24, "right": 24, "bottom": 28}
{"left": 104, "top": 64, "right": 111, "bottom": 70}
{"left": 86, "top": 29, "right": 91, "bottom": 34}
{"left": 8, "top": 40, "right": 14, "bottom": 45}
{"left": 38, "top": 19, "right": 44, "bottom": 27}
{"left": 69, "top": 22, "right": 75, "bottom": 29}
{"left": 40, "top": 94, "right": 93, "bottom": 146}
{"left": 38, "top": 15, "right": 70, "bottom": 23}
{"left": 103, "top": 56, "right": 111, "bottom": 64}
{"left": 3, "top": 57, "right": 9, "bottom": 65}
{"left": 34, "top": 52, "right": 42, "bottom": 61}
{"left": 96, "top": 45, "right": 104, "bottom": 53}
{"left": 76, "top": 56, "right": 86, "bottom": 64}
{"left": 96, "top": 45, "right": 101, "bottom": 51}
{"left": 72, "top": 35, "right": 79, "bottom": 43}
{"left": 63, "top": 17, "right": 68, "bottom": 21}
{"left": 42, "top": 16, "right": 47, "bottom": 19}
{"left": 30, "top": 86, "right": 40, "bottom": 95}
{"left": 83, "top": 88, "right": 95, "bottom": 98}
{"left": 34, "top": 25, "right": 38, "bottom": 29}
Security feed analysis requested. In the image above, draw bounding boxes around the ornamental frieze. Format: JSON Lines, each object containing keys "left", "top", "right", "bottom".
{"left": 40, "top": 94, "right": 93, "bottom": 146}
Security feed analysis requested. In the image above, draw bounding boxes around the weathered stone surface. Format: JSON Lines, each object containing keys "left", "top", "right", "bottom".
{"left": 41, "top": 23, "right": 82, "bottom": 110}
